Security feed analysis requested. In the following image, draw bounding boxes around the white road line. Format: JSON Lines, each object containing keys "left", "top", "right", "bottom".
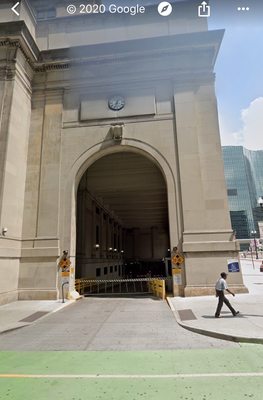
{"left": 1, "top": 372, "right": 263, "bottom": 379}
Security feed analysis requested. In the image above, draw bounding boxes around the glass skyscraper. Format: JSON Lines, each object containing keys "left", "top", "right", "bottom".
{"left": 222, "top": 146, "right": 263, "bottom": 239}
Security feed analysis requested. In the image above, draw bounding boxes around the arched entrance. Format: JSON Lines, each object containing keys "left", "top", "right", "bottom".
{"left": 62, "top": 141, "right": 180, "bottom": 298}
{"left": 76, "top": 151, "right": 171, "bottom": 284}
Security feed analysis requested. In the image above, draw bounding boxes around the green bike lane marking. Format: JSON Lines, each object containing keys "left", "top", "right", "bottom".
{"left": 0, "top": 376, "right": 263, "bottom": 400}
{"left": 0, "top": 344, "right": 263, "bottom": 375}
{"left": 0, "top": 345, "right": 262, "bottom": 400}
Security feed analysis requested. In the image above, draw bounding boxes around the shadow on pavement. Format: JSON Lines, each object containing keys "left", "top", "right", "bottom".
{"left": 202, "top": 314, "right": 245, "bottom": 319}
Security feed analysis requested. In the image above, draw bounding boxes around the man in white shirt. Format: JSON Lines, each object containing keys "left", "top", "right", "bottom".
{"left": 215, "top": 272, "right": 239, "bottom": 318}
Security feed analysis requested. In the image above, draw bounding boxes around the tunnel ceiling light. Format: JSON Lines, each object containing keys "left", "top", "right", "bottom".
{"left": 258, "top": 197, "right": 263, "bottom": 207}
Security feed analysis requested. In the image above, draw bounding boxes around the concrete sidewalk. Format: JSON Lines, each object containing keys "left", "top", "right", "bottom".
{"left": 168, "top": 259, "right": 263, "bottom": 343}
{"left": 0, "top": 300, "right": 74, "bottom": 334}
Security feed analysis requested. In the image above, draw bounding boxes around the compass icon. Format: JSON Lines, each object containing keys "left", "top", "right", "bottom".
{"left": 158, "top": 2, "right": 173, "bottom": 17}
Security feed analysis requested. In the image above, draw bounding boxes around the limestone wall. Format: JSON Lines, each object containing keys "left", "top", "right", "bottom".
{"left": 0, "top": 46, "right": 32, "bottom": 304}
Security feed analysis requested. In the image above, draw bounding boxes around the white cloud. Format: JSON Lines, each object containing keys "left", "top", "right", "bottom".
{"left": 219, "top": 97, "right": 263, "bottom": 150}
{"left": 242, "top": 97, "right": 263, "bottom": 150}
{"left": 219, "top": 118, "right": 242, "bottom": 146}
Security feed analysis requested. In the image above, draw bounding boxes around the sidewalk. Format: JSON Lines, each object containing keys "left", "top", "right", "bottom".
{"left": 168, "top": 259, "right": 263, "bottom": 343}
{"left": 0, "top": 300, "right": 74, "bottom": 334}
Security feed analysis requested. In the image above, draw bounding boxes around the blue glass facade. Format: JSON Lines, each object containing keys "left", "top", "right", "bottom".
{"left": 222, "top": 146, "right": 263, "bottom": 238}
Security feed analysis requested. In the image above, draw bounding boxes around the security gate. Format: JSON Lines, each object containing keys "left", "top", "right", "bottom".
{"left": 75, "top": 277, "right": 168, "bottom": 299}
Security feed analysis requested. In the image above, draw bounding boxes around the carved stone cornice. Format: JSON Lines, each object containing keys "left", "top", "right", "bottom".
{"left": 0, "top": 39, "right": 35, "bottom": 71}
{"left": 173, "top": 71, "right": 216, "bottom": 92}
{"left": 34, "top": 62, "right": 69, "bottom": 72}
{"left": 0, "top": 21, "right": 39, "bottom": 67}
{"left": 0, "top": 21, "right": 224, "bottom": 81}
{"left": 0, "top": 65, "right": 16, "bottom": 80}
{"left": 36, "top": 29, "right": 223, "bottom": 72}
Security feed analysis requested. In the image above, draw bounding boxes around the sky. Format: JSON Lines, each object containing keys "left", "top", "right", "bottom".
{"left": 209, "top": 0, "right": 263, "bottom": 150}
{"left": 104, "top": 1, "right": 263, "bottom": 149}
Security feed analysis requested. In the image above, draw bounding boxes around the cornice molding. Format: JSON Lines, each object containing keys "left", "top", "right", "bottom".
{"left": 0, "top": 65, "right": 16, "bottom": 80}
{"left": 0, "top": 21, "right": 39, "bottom": 59}
{"left": 0, "top": 22, "right": 223, "bottom": 81}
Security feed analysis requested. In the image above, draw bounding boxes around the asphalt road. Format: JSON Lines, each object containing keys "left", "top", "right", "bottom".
{"left": 0, "top": 297, "right": 238, "bottom": 350}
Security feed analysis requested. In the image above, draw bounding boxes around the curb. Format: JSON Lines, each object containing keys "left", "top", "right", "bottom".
{"left": 166, "top": 297, "right": 263, "bottom": 345}
{"left": 0, "top": 324, "right": 30, "bottom": 335}
{"left": 0, "top": 299, "right": 77, "bottom": 335}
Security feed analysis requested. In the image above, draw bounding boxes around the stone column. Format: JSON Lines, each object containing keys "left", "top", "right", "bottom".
{"left": 174, "top": 79, "right": 247, "bottom": 295}
{"left": 0, "top": 46, "right": 33, "bottom": 304}
{"left": 91, "top": 201, "right": 97, "bottom": 258}
{"left": 258, "top": 222, "right": 263, "bottom": 240}
{"left": 19, "top": 88, "right": 63, "bottom": 300}
{"left": 36, "top": 90, "right": 63, "bottom": 238}
{"left": 99, "top": 208, "right": 104, "bottom": 258}
{"left": 106, "top": 215, "right": 110, "bottom": 255}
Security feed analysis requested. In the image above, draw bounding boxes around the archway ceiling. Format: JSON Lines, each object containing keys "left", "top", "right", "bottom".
{"left": 79, "top": 152, "right": 169, "bottom": 229}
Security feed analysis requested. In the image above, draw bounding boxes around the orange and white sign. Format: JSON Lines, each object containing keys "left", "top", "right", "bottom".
{"left": 172, "top": 254, "right": 184, "bottom": 265}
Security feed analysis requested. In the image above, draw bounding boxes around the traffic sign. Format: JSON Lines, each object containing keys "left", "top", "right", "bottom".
{"left": 59, "top": 259, "right": 71, "bottom": 270}
{"left": 172, "top": 254, "right": 184, "bottom": 266}
{"left": 227, "top": 259, "right": 240, "bottom": 273}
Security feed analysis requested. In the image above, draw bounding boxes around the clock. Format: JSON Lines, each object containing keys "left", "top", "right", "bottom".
{"left": 108, "top": 95, "right": 125, "bottom": 111}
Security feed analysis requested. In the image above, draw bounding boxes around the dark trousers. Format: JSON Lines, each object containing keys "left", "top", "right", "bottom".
{"left": 215, "top": 290, "right": 236, "bottom": 317}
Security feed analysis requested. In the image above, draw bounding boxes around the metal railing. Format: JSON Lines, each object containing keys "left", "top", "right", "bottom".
{"left": 75, "top": 277, "right": 167, "bottom": 298}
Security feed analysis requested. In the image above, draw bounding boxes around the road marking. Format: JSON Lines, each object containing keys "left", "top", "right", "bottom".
{"left": 1, "top": 372, "right": 263, "bottom": 379}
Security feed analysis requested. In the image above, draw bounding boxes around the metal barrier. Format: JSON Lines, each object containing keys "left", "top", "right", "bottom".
{"left": 148, "top": 279, "right": 166, "bottom": 300}
{"left": 75, "top": 277, "right": 167, "bottom": 298}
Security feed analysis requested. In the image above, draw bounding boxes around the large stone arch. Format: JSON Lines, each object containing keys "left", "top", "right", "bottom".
{"left": 61, "top": 138, "right": 181, "bottom": 294}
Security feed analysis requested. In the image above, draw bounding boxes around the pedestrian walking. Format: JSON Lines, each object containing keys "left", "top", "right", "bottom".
{"left": 215, "top": 272, "right": 239, "bottom": 318}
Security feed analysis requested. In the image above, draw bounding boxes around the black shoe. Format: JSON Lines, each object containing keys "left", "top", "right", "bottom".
{"left": 215, "top": 315, "right": 220, "bottom": 318}
{"left": 233, "top": 311, "right": 240, "bottom": 316}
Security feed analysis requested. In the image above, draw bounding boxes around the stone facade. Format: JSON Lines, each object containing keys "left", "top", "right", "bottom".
{"left": 0, "top": 0, "right": 247, "bottom": 304}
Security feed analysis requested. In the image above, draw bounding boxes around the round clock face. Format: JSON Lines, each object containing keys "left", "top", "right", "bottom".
{"left": 108, "top": 96, "right": 125, "bottom": 111}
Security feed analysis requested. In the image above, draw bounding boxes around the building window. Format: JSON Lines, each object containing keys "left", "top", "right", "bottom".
{"left": 96, "top": 207, "right": 100, "bottom": 215}
{"left": 227, "top": 189, "right": 238, "bottom": 196}
{"left": 115, "top": 265, "right": 117, "bottom": 272}
{"left": 110, "top": 266, "right": 113, "bottom": 273}
{"left": 104, "top": 267, "right": 108, "bottom": 275}
{"left": 96, "top": 268, "right": 101, "bottom": 277}
{"left": 37, "top": 8, "right": 56, "bottom": 20}
{"left": 96, "top": 225, "right": 100, "bottom": 243}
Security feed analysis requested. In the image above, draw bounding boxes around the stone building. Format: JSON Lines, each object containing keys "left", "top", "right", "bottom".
{"left": 0, "top": 0, "right": 246, "bottom": 304}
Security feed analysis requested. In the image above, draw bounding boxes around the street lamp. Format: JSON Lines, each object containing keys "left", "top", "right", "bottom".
{"left": 251, "top": 230, "right": 258, "bottom": 259}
